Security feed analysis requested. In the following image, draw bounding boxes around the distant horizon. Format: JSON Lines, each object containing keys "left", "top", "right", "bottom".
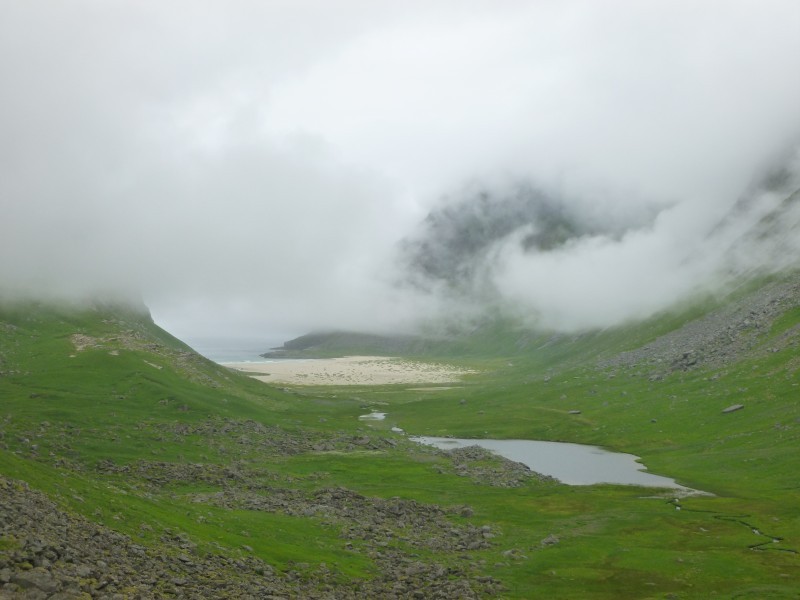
{"left": 177, "top": 334, "right": 290, "bottom": 364}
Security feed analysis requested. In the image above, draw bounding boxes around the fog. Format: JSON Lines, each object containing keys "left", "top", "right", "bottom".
{"left": 2, "top": 1, "right": 800, "bottom": 345}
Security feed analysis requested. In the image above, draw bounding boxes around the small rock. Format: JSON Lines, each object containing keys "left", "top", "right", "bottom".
{"left": 568, "top": 410, "right": 581, "bottom": 415}
{"left": 541, "top": 534, "right": 560, "bottom": 547}
{"left": 722, "top": 404, "right": 744, "bottom": 414}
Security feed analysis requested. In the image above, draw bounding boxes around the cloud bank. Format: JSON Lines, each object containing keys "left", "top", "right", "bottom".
{"left": 1, "top": 1, "right": 800, "bottom": 341}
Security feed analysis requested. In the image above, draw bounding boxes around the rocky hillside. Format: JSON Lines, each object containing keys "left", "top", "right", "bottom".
{"left": 600, "top": 271, "right": 800, "bottom": 377}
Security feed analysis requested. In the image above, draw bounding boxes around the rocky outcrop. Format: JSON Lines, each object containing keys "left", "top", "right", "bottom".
{"left": 443, "top": 446, "right": 556, "bottom": 488}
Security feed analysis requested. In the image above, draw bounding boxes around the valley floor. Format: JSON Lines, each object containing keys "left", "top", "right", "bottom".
{"left": 2, "top": 290, "right": 799, "bottom": 598}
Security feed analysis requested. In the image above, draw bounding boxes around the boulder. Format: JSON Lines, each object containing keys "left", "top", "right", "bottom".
{"left": 11, "top": 568, "right": 59, "bottom": 594}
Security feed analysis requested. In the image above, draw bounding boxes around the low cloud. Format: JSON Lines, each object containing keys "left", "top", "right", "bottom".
{"left": 2, "top": 1, "right": 800, "bottom": 342}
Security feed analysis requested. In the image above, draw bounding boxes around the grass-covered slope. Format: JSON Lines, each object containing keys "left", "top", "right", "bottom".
{"left": 0, "top": 301, "right": 530, "bottom": 597}
{"left": 1, "top": 283, "right": 800, "bottom": 598}
{"left": 262, "top": 330, "right": 436, "bottom": 358}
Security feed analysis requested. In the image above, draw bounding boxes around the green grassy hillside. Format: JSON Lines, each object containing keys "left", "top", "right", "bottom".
{"left": 1, "top": 283, "right": 799, "bottom": 598}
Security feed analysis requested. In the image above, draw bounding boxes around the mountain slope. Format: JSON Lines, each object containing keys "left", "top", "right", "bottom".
{"left": 0, "top": 300, "right": 525, "bottom": 597}
{"left": 600, "top": 272, "right": 800, "bottom": 375}
{"left": 2, "top": 288, "right": 800, "bottom": 598}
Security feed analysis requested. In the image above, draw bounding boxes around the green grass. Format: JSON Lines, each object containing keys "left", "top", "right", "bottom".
{"left": 1, "top": 292, "right": 799, "bottom": 598}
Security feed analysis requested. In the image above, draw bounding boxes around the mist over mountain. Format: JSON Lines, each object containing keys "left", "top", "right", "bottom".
{"left": 2, "top": 1, "right": 800, "bottom": 341}
{"left": 710, "top": 147, "right": 800, "bottom": 276}
{"left": 397, "top": 181, "right": 662, "bottom": 294}
{"left": 395, "top": 148, "right": 800, "bottom": 334}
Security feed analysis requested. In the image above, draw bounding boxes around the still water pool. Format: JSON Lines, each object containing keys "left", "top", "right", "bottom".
{"left": 412, "top": 436, "right": 698, "bottom": 491}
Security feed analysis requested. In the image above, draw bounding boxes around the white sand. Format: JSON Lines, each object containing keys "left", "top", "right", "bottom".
{"left": 223, "top": 355, "right": 476, "bottom": 386}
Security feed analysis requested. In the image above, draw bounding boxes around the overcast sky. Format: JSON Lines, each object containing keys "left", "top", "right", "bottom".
{"left": 2, "top": 1, "right": 800, "bottom": 346}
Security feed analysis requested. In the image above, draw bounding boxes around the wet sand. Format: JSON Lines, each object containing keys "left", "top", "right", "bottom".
{"left": 223, "top": 356, "right": 476, "bottom": 386}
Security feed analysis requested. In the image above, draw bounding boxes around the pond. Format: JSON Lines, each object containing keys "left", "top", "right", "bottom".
{"left": 412, "top": 436, "right": 700, "bottom": 492}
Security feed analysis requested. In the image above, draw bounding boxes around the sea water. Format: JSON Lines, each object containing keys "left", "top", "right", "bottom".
{"left": 183, "top": 337, "right": 285, "bottom": 364}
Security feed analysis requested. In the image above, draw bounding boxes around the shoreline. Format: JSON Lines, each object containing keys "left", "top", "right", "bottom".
{"left": 222, "top": 355, "right": 476, "bottom": 386}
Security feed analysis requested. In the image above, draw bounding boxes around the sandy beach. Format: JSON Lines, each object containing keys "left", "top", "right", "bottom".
{"left": 223, "top": 356, "right": 476, "bottom": 386}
